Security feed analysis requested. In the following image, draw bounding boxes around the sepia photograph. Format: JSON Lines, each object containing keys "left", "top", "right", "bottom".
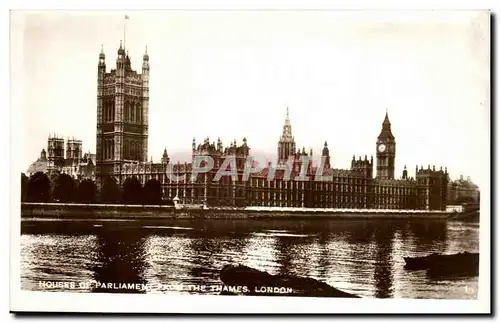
{"left": 10, "top": 8, "right": 490, "bottom": 314}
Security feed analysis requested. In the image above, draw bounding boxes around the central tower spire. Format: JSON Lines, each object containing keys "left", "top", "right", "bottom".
{"left": 277, "top": 106, "right": 296, "bottom": 165}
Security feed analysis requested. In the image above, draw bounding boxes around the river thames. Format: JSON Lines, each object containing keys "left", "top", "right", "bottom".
{"left": 20, "top": 218, "right": 479, "bottom": 299}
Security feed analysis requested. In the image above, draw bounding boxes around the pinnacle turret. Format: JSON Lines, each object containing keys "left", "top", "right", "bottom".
{"left": 118, "top": 40, "right": 125, "bottom": 55}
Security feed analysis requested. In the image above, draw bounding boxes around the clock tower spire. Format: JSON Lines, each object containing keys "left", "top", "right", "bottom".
{"left": 376, "top": 110, "right": 396, "bottom": 179}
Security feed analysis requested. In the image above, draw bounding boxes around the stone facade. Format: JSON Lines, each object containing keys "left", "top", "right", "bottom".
{"left": 112, "top": 108, "right": 448, "bottom": 210}
{"left": 447, "top": 175, "right": 480, "bottom": 204}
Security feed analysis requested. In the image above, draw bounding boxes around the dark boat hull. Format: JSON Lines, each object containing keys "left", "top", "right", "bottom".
{"left": 426, "top": 253, "right": 479, "bottom": 278}
{"left": 404, "top": 253, "right": 439, "bottom": 270}
{"left": 404, "top": 252, "right": 479, "bottom": 277}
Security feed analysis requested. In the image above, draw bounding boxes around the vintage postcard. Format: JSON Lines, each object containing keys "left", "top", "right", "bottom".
{"left": 10, "top": 9, "right": 490, "bottom": 314}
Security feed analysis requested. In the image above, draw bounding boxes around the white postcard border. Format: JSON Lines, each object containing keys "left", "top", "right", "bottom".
{"left": 7, "top": 0, "right": 494, "bottom": 315}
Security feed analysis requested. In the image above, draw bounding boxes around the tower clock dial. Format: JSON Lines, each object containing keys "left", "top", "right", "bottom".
{"left": 378, "top": 144, "right": 386, "bottom": 153}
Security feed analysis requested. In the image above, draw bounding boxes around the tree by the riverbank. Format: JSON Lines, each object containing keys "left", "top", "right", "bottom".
{"left": 143, "top": 179, "right": 162, "bottom": 205}
{"left": 22, "top": 173, "right": 169, "bottom": 206}
{"left": 100, "top": 176, "right": 121, "bottom": 204}
{"left": 122, "top": 176, "right": 143, "bottom": 205}
{"left": 76, "top": 179, "right": 97, "bottom": 204}
{"left": 27, "top": 172, "right": 51, "bottom": 202}
{"left": 53, "top": 173, "right": 76, "bottom": 202}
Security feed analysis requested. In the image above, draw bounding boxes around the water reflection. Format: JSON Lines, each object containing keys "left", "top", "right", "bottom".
{"left": 408, "top": 221, "right": 448, "bottom": 254}
{"left": 142, "top": 234, "right": 192, "bottom": 291}
{"left": 241, "top": 235, "right": 279, "bottom": 274}
{"left": 21, "top": 218, "right": 479, "bottom": 299}
{"left": 187, "top": 225, "right": 234, "bottom": 285}
{"left": 275, "top": 234, "right": 316, "bottom": 277}
{"left": 310, "top": 232, "right": 330, "bottom": 281}
{"left": 91, "top": 227, "right": 148, "bottom": 293}
{"left": 372, "top": 223, "right": 395, "bottom": 298}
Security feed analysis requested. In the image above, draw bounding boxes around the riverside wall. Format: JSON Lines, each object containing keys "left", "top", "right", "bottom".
{"left": 20, "top": 203, "right": 454, "bottom": 220}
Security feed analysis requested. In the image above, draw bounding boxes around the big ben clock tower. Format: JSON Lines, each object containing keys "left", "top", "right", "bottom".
{"left": 376, "top": 111, "right": 396, "bottom": 179}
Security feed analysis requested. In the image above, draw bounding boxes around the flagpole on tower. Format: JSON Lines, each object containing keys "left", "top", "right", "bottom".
{"left": 124, "top": 15, "right": 129, "bottom": 50}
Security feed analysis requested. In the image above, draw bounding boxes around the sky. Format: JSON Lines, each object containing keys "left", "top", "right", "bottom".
{"left": 11, "top": 10, "right": 490, "bottom": 187}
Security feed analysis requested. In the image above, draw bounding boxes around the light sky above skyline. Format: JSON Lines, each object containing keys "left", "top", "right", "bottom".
{"left": 11, "top": 10, "right": 490, "bottom": 187}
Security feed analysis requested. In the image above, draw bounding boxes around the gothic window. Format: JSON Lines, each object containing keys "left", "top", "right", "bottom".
{"left": 125, "top": 101, "right": 129, "bottom": 122}
{"left": 136, "top": 103, "right": 141, "bottom": 123}
{"left": 129, "top": 102, "right": 133, "bottom": 122}
{"left": 107, "top": 102, "right": 112, "bottom": 122}
{"left": 104, "top": 103, "right": 108, "bottom": 123}
{"left": 131, "top": 141, "right": 136, "bottom": 160}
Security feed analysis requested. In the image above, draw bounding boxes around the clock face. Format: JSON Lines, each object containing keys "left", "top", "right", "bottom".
{"left": 378, "top": 144, "right": 386, "bottom": 153}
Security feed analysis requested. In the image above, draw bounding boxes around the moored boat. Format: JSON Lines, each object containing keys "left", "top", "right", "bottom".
{"left": 403, "top": 253, "right": 439, "bottom": 270}
{"left": 426, "top": 252, "right": 479, "bottom": 278}
{"left": 403, "top": 252, "right": 479, "bottom": 277}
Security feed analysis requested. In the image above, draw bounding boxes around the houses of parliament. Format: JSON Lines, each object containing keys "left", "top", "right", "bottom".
{"left": 29, "top": 42, "right": 452, "bottom": 211}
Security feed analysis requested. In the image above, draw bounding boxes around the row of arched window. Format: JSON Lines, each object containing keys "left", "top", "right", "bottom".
{"left": 102, "top": 100, "right": 142, "bottom": 124}
{"left": 103, "top": 100, "right": 115, "bottom": 123}
{"left": 102, "top": 138, "right": 141, "bottom": 160}
{"left": 124, "top": 139, "right": 142, "bottom": 160}
{"left": 124, "top": 101, "right": 142, "bottom": 124}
